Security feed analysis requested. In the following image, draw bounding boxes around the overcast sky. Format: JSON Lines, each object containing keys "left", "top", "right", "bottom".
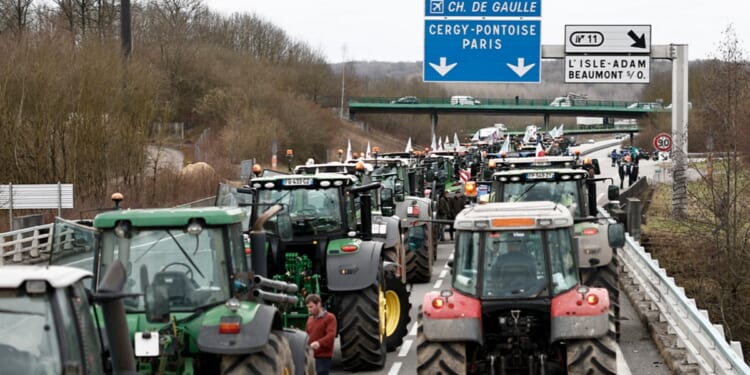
{"left": 204, "top": 0, "right": 747, "bottom": 63}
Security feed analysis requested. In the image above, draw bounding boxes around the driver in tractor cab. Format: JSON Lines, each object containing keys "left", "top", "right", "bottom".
{"left": 489, "top": 235, "right": 537, "bottom": 294}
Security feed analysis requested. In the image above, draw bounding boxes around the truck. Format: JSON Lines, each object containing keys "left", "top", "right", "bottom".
{"left": 0, "top": 262, "right": 136, "bottom": 375}
{"left": 50, "top": 206, "right": 314, "bottom": 375}
{"left": 243, "top": 172, "right": 411, "bottom": 371}
{"left": 417, "top": 201, "right": 625, "bottom": 374}
{"left": 485, "top": 154, "right": 624, "bottom": 337}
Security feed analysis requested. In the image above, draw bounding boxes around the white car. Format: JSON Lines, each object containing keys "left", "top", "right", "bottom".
{"left": 588, "top": 139, "right": 595, "bottom": 144}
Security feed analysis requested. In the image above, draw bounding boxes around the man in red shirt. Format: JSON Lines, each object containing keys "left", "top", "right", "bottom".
{"left": 305, "top": 294, "right": 337, "bottom": 375}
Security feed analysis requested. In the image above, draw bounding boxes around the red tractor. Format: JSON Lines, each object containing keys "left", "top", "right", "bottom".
{"left": 417, "top": 201, "right": 625, "bottom": 374}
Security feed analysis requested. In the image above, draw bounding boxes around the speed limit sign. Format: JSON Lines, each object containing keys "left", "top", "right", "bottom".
{"left": 653, "top": 132, "right": 673, "bottom": 152}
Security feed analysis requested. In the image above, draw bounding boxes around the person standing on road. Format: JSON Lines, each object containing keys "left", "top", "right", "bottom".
{"left": 306, "top": 294, "right": 337, "bottom": 375}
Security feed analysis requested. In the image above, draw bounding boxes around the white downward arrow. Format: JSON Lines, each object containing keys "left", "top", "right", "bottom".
{"left": 429, "top": 57, "right": 458, "bottom": 77}
{"left": 506, "top": 57, "right": 535, "bottom": 77}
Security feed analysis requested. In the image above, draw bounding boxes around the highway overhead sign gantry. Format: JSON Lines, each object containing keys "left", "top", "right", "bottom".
{"left": 565, "top": 25, "right": 651, "bottom": 53}
{"left": 423, "top": 0, "right": 542, "bottom": 83}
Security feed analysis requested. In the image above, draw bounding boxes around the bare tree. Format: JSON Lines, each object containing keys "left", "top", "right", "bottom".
{"left": 0, "top": 0, "right": 34, "bottom": 33}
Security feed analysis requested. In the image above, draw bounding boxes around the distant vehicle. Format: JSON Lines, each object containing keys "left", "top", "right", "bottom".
{"left": 550, "top": 92, "right": 587, "bottom": 107}
{"left": 588, "top": 139, "right": 595, "bottom": 144}
{"left": 451, "top": 95, "right": 480, "bottom": 105}
{"left": 627, "top": 102, "right": 664, "bottom": 110}
{"left": 391, "top": 96, "right": 419, "bottom": 104}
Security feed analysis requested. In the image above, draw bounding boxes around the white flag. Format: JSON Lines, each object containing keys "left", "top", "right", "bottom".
{"left": 431, "top": 134, "right": 437, "bottom": 151}
{"left": 500, "top": 134, "right": 511, "bottom": 153}
{"left": 454, "top": 133, "right": 460, "bottom": 148}
{"left": 366, "top": 141, "right": 371, "bottom": 158}
{"left": 346, "top": 139, "right": 352, "bottom": 161}
{"left": 405, "top": 137, "right": 412, "bottom": 153}
{"left": 438, "top": 136, "right": 443, "bottom": 151}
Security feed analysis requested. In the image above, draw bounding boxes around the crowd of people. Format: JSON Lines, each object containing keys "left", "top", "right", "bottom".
{"left": 610, "top": 148, "right": 642, "bottom": 188}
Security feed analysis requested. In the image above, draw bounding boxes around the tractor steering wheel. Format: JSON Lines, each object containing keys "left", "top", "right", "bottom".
{"left": 161, "top": 262, "right": 194, "bottom": 280}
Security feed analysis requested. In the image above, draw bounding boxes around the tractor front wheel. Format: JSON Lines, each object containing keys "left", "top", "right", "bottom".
{"left": 416, "top": 311, "right": 467, "bottom": 375}
{"left": 566, "top": 333, "right": 617, "bottom": 375}
{"left": 220, "top": 330, "right": 294, "bottom": 375}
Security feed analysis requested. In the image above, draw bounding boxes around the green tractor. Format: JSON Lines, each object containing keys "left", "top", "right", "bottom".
{"left": 241, "top": 172, "right": 411, "bottom": 371}
{"left": 51, "top": 206, "right": 314, "bottom": 375}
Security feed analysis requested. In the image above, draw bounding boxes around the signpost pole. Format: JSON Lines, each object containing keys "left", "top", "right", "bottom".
{"left": 671, "top": 44, "right": 689, "bottom": 220}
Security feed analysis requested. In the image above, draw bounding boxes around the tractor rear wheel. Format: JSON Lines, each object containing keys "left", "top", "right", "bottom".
{"left": 566, "top": 332, "right": 617, "bottom": 375}
{"left": 416, "top": 311, "right": 467, "bottom": 375}
{"left": 220, "top": 330, "right": 294, "bottom": 375}
{"left": 336, "top": 272, "right": 386, "bottom": 371}
{"left": 384, "top": 270, "right": 411, "bottom": 351}
{"left": 405, "top": 232, "right": 432, "bottom": 283}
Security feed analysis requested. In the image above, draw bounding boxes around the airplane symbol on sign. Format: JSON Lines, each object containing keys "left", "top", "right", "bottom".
{"left": 430, "top": 0, "right": 444, "bottom": 14}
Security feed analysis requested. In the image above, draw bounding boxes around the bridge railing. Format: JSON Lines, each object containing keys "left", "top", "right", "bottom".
{"left": 345, "top": 96, "right": 643, "bottom": 108}
{"left": 0, "top": 223, "right": 54, "bottom": 265}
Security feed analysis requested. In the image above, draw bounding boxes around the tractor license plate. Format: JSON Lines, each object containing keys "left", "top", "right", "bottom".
{"left": 134, "top": 332, "right": 160, "bottom": 357}
{"left": 283, "top": 178, "right": 313, "bottom": 186}
{"left": 526, "top": 172, "right": 554, "bottom": 179}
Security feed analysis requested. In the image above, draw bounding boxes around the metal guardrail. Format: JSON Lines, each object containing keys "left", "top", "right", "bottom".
{"left": 620, "top": 233, "right": 749, "bottom": 374}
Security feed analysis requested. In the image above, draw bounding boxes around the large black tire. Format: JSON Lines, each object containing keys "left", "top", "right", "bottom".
{"left": 384, "top": 270, "right": 412, "bottom": 351}
{"left": 220, "top": 330, "right": 294, "bottom": 375}
{"left": 581, "top": 254, "right": 620, "bottom": 340}
{"left": 405, "top": 232, "right": 432, "bottom": 283}
{"left": 416, "top": 311, "right": 467, "bottom": 375}
{"left": 335, "top": 275, "right": 386, "bottom": 371}
{"left": 566, "top": 332, "right": 617, "bottom": 375}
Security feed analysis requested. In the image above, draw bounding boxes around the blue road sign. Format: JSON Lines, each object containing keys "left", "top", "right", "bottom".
{"left": 423, "top": 20, "right": 541, "bottom": 82}
{"left": 425, "top": 0, "right": 541, "bottom": 17}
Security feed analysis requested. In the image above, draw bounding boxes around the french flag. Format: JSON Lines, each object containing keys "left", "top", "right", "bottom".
{"left": 458, "top": 168, "right": 471, "bottom": 183}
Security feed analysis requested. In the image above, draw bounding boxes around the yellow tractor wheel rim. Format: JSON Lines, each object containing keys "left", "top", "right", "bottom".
{"left": 378, "top": 286, "right": 386, "bottom": 341}
{"left": 384, "top": 289, "right": 401, "bottom": 337}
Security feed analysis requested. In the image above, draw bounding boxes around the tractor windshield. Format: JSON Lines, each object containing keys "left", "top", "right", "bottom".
{"left": 0, "top": 292, "right": 62, "bottom": 374}
{"left": 452, "top": 228, "right": 578, "bottom": 298}
{"left": 501, "top": 180, "right": 582, "bottom": 216}
{"left": 98, "top": 226, "right": 233, "bottom": 312}
{"left": 257, "top": 187, "right": 344, "bottom": 236}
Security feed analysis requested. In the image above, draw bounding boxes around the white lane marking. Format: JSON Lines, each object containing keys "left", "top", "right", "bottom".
{"left": 439, "top": 269, "right": 448, "bottom": 278}
{"left": 409, "top": 321, "right": 419, "bottom": 336}
{"left": 398, "top": 339, "right": 413, "bottom": 357}
{"left": 387, "top": 362, "right": 402, "bottom": 375}
{"left": 433, "top": 278, "right": 443, "bottom": 289}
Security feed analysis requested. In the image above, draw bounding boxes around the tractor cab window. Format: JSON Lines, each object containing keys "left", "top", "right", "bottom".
{"left": 546, "top": 228, "right": 579, "bottom": 294}
{"left": 0, "top": 290, "right": 62, "bottom": 374}
{"left": 453, "top": 231, "right": 480, "bottom": 295}
{"left": 482, "top": 230, "right": 547, "bottom": 298}
{"left": 99, "top": 226, "right": 231, "bottom": 312}
{"left": 257, "top": 187, "right": 344, "bottom": 236}
{"left": 502, "top": 180, "right": 583, "bottom": 217}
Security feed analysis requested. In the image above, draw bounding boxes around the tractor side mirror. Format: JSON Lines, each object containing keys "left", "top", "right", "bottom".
{"left": 608, "top": 185, "right": 620, "bottom": 201}
{"left": 591, "top": 158, "right": 601, "bottom": 175}
{"left": 607, "top": 223, "right": 626, "bottom": 248}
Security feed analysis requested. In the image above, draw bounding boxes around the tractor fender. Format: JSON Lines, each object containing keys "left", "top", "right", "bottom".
{"left": 550, "top": 286, "right": 610, "bottom": 341}
{"left": 575, "top": 221, "right": 613, "bottom": 268}
{"left": 197, "top": 303, "right": 281, "bottom": 355}
{"left": 327, "top": 240, "right": 382, "bottom": 291}
{"left": 283, "top": 328, "right": 311, "bottom": 375}
{"left": 371, "top": 214, "right": 400, "bottom": 249}
{"left": 420, "top": 291, "right": 482, "bottom": 344}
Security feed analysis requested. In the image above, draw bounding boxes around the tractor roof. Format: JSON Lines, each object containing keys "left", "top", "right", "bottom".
{"left": 250, "top": 173, "right": 358, "bottom": 189}
{"left": 489, "top": 155, "right": 581, "bottom": 170}
{"left": 0, "top": 265, "right": 91, "bottom": 289}
{"left": 294, "top": 162, "right": 373, "bottom": 175}
{"left": 455, "top": 201, "right": 573, "bottom": 231}
{"left": 94, "top": 206, "right": 246, "bottom": 229}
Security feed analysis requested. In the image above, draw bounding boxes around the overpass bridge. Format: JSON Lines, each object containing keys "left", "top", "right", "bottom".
{"left": 347, "top": 96, "right": 668, "bottom": 135}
